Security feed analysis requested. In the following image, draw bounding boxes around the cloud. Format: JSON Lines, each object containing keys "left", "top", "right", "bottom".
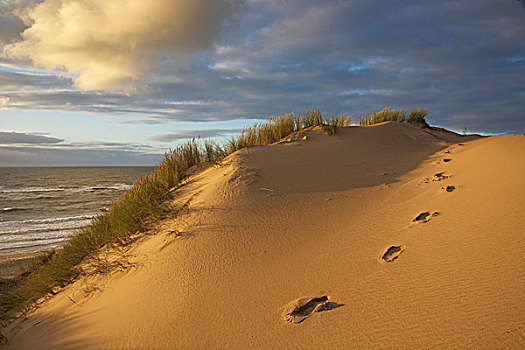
{"left": 0, "top": 133, "right": 163, "bottom": 165}
{"left": 3, "top": 0, "right": 241, "bottom": 90}
{"left": 0, "top": 96, "right": 9, "bottom": 106}
{"left": 0, "top": 131, "right": 63, "bottom": 144}
{"left": 118, "top": 119, "right": 166, "bottom": 125}
{"left": 0, "top": 1, "right": 27, "bottom": 46}
{"left": 151, "top": 128, "right": 242, "bottom": 142}
{"left": 0, "top": 0, "right": 523, "bottom": 136}
{"left": 0, "top": 145, "right": 162, "bottom": 166}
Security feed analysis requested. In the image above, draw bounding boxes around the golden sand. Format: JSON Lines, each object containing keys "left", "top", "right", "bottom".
{"left": 4, "top": 122, "right": 524, "bottom": 349}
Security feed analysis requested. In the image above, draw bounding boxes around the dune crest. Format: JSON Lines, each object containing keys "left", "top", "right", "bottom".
{"left": 3, "top": 123, "right": 525, "bottom": 349}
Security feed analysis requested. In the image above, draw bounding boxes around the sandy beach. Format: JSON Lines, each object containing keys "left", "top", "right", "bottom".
{"left": 2, "top": 122, "right": 524, "bottom": 349}
{"left": 0, "top": 251, "right": 45, "bottom": 280}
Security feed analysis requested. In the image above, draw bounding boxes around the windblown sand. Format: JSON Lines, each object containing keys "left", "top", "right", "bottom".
{"left": 3, "top": 122, "right": 525, "bottom": 349}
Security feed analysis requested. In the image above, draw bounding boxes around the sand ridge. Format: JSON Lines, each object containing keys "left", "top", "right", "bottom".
{"left": 3, "top": 123, "right": 524, "bottom": 349}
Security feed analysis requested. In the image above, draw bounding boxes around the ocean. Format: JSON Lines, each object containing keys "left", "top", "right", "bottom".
{"left": 0, "top": 167, "right": 154, "bottom": 254}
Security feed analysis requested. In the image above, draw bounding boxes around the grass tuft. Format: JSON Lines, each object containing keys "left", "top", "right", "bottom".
{"left": 0, "top": 107, "right": 428, "bottom": 320}
{"left": 358, "top": 107, "right": 429, "bottom": 127}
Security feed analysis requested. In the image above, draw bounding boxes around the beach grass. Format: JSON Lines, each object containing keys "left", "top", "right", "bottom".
{"left": 357, "top": 107, "right": 429, "bottom": 127}
{"left": 0, "top": 107, "right": 428, "bottom": 320}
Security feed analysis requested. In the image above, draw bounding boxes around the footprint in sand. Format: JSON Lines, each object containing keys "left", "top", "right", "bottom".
{"left": 432, "top": 172, "right": 449, "bottom": 182}
{"left": 442, "top": 185, "right": 456, "bottom": 192}
{"left": 381, "top": 245, "right": 405, "bottom": 262}
{"left": 422, "top": 172, "right": 450, "bottom": 183}
{"left": 412, "top": 211, "right": 439, "bottom": 223}
{"left": 282, "top": 296, "right": 344, "bottom": 324}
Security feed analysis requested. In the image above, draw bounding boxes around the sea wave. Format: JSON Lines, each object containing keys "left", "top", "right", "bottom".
{"left": 0, "top": 187, "right": 66, "bottom": 193}
{"left": 0, "top": 237, "right": 68, "bottom": 254}
{"left": 0, "top": 214, "right": 93, "bottom": 227}
{"left": 1, "top": 206, "right": 32, "bottom": 210}
{"left": 0, "top": 214, "right": 93, "bottom": 254}
{"left": 86, "top": 183, "right": 133, "bottom": 191}
{"left": 0, "top": 183, "right": 132, "bottom": 194}
{"left": 0, "top": 223, "right": 90, "bottom": 237}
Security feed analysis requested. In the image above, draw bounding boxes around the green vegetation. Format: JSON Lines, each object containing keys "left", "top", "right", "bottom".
{"left": 0, "top": 107, "right": 428, "bottom": 320}
{"left": 357, "top": 107, "right": 429, "bottom": 127}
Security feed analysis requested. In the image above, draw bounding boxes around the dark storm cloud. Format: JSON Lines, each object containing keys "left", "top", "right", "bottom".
{"left": 0, "top": 1, "right": 27, "bottom": 46}
{"left": 0, "top": 131, "right": 63, "bottom": 144}
{"left": 0, "top": 15, "right": 23, "bottom": 46}
{"left": 1, "top": 0, "right": 524, "bottom": 134}
{"left": 150, "top": 128, "right": 242, "bottom": 142}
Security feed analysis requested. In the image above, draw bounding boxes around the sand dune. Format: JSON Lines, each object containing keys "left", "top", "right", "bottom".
{"left": 3, "top": 122, "right": 525, "bottom": 349}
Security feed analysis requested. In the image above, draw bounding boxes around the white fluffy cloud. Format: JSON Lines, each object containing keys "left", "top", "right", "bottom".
{"left": 4, "top": 0, "right": 240, "bottom": 90}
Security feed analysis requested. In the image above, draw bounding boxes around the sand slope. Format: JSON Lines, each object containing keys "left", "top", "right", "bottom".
{"left": 3, "top": 122, "right": 525, "bottom": 349}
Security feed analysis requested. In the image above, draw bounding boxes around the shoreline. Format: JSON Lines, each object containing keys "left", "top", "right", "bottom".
{"left": 0, "top": 251, "right": 47, "bottom": 280}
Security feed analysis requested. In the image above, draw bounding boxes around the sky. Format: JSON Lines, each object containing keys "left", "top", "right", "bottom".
{"left": 0, "top": 0, "right": 524, "bottom": 166}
